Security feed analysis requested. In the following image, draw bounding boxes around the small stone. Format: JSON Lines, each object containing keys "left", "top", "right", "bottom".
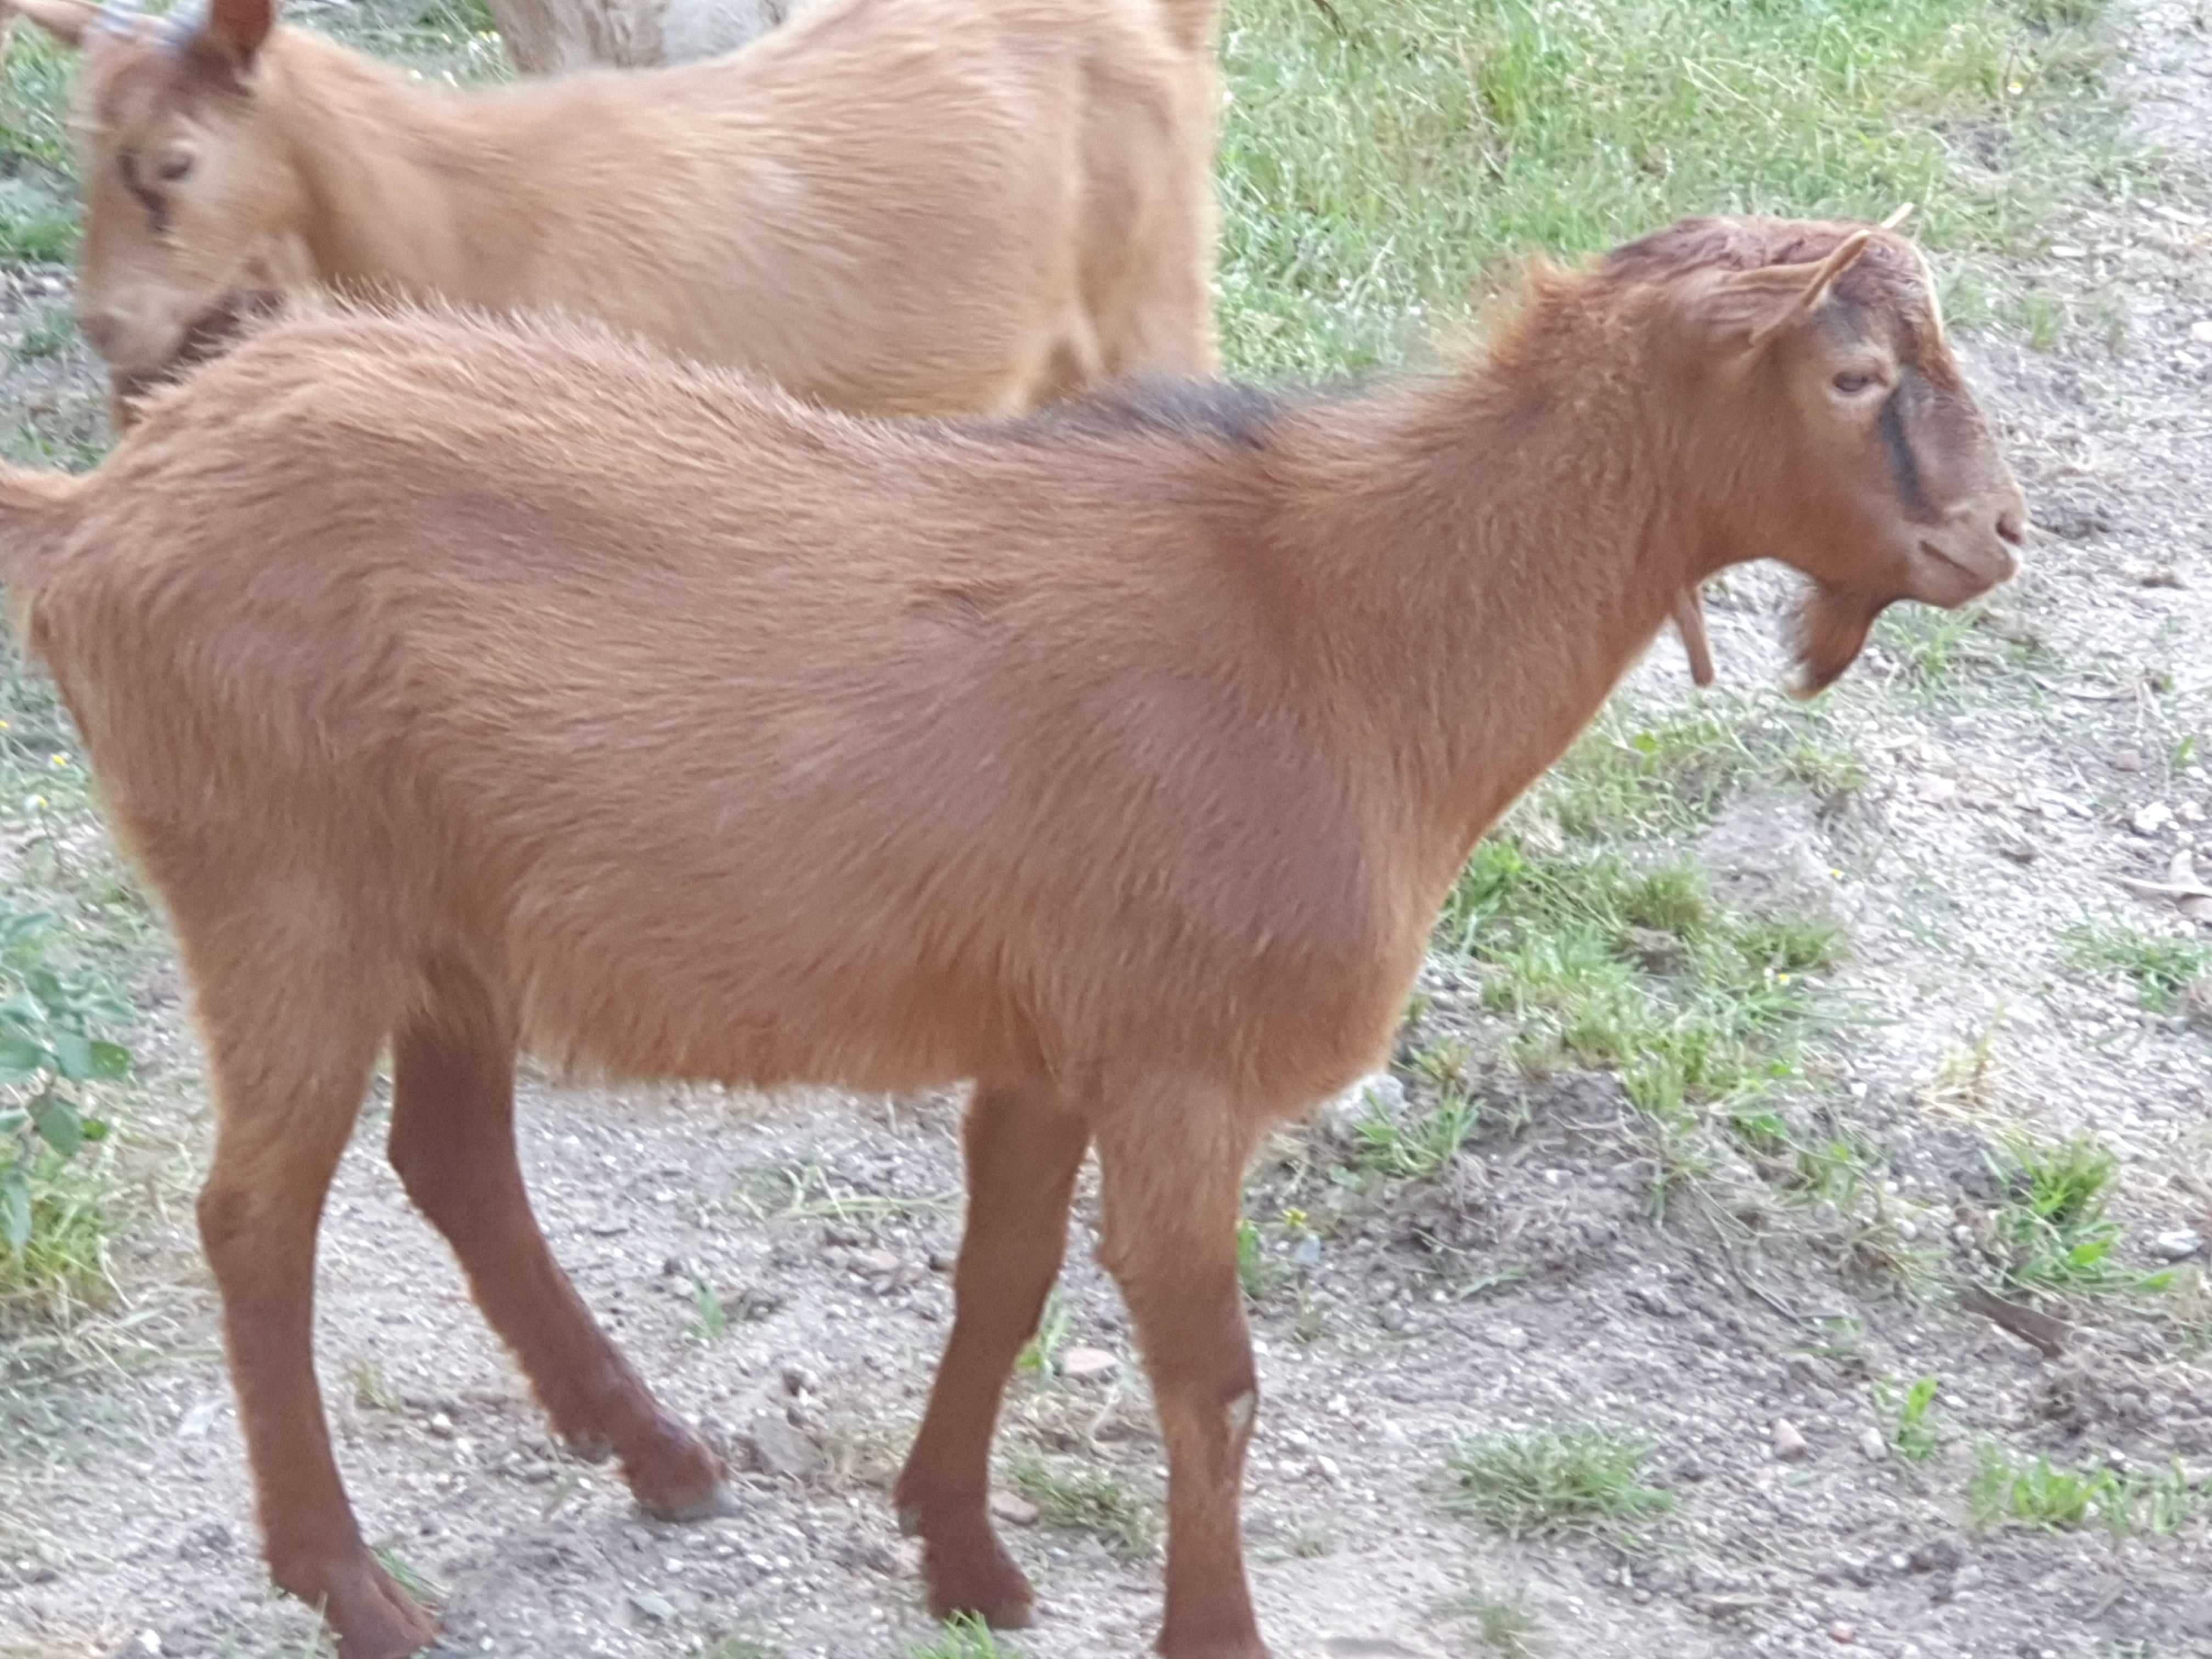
{"left": 1858, "top": 1426, "right": 1889, "bottom": 1462}
{"left": 1830, "top": 1622, "right": 1856, "bottom": 1645}
{"left": 2192, "top": 320, "right": 2212, "bottom": 345}
{"left": 743, "top": 1413, "right": 822, "bottom": 1480}
{"left": 629, "top": 1591, "right": 676, "bottom": 1623}
{"left": 1953, "top": 1564, "right": 1985, "bottom": 1593}
{"left": 2110, "top": 747, "right": 2147, "bottom": 772}
{"left": 1061, "top": 1346, "right": 1120, "bottom": 1383}
{"left": 851, "top": 1249, "right": 900, "bottom": 1277}
{"left": 781, "top": 1365, "right": 814, "bottom": 1397}
{"left": 2131, "top": 802, "right": 2174, "bottom": 836}
{"left": 1908, "top": 1537, "right": 1961, "bottom": 1574}
{"left": 1487, "top": 1325, "right": 1531, "bottom": 1352}
{"left": 2151, "top": 1229, "right": 2204, "bottom": 1261}
{"left": 927, "top": 1250, "right": 955, "bottom": 1273}
{"left": 1771, "top": 1419, "right": 1811, "bottom": 1462}
{"left": 990, "top": 1491, "right": 1039, "bottom": 1526}
{"left": 135, "top": 1634, "right": 162, "bottom": 1657}
{"left": 1315, "top": 1071, "right": 1408, "bottom": 1147}
{"left": 427, "top": 1412, "right": 456, "bottom": 1440}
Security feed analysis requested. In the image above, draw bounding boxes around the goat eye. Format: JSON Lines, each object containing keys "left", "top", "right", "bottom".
{"left": 156, "top": 150, "right": 194, "bottom": 182}
{"left": 1832, "top": 371, "right": 1877, "bottom": 396}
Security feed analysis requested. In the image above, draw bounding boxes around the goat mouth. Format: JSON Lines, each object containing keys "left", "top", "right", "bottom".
{"left": 1913, "top": 537, "right": 2013, "bottom": 598}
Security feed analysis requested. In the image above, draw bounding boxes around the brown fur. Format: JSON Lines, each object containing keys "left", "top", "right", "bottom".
{"left": 7, "top": 0, "right": 1223, "bottom": 426}
{"left": 0, "top": 217, "right": 2024, "bottom": 1659}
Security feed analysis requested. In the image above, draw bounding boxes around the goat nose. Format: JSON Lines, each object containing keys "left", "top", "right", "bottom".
{"left": 80, "top": 311, "right": 125, "bottom": 357}
{"left": 1994, "top": 505, "right": 2026, "bottom": 546}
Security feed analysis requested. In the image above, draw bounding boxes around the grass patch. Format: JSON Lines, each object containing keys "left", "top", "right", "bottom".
{"left": 1438, "top": 839, "right": 1842, "bottom": 1125}
{"left": 1440, "top": 1586, "right": 1547, "bottom": 1657}
{"left": 12, "top": 307, "right": 75, "bottom": 362}
{"left": 1217, "top": 0, "right": 2120, "bottom": 379}
{"left": 0, "top": 207, "right": 76, "bottom": 266}
{"left": 1877, "top": 1373, "right": 1943, "bottom": 1462}
{"left": 1968, "top": 1445, "right": 2205, "bottom": 1537}
{"left": 1014, "top": 1287, "right": 1072, "bottom": 1378}
{"left": 911, "top": 1617, "right": 1023, "bottom": 1659}
{"left": 1443, "top": 1428, "right": 1675, "bottom": 1543}
{"left": 2063, "top": 922, "right": 2212, "bottom": 1014}
{"left": 1983, "top": 1132, "right": 2172, "bottom": 1304}
{"left": 1009, "top": 1453, "right": 1158, "bottom": 1561}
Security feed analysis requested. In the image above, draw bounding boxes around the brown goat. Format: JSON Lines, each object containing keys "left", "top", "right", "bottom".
{"left": 0, "top": 216, "right": 2024, "bottom": 1658}
{"left": 4, "top": 0, "right": 1222, "bottom": 427}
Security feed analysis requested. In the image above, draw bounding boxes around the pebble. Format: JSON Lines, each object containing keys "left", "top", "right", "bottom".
{"left": 2192, "top": 320, "right": 2212, "bottom": 344}
{"left": 2132, "top": 802, "right": 2174, "bottom": 835}
{"left": 743, "top": 1413, "right": 822, "bottom": 1481}
{"left": 1953, "top": 1565, "right": 1985, "bottom": 1593}
{"left": 1830, "top": 1623, "right": 1856, "bottom": 1645}
{"left": 1908, "top": 1537, "right": 1961, "bottom": 1574}
{"left": 1061, "top": 1346, "right": 1121, "bottom": 1382}
{"left": 990, "top": 1491, "right": 1039, "bottom": 1526}
{"left": 1314, "top": 1070, "right": 1408, "bottom": 1146}
{"left": 628, "top": 1590, "right": 676, "bottom": 1623}
{"left": 2151, "top": 1229, "right": 2204, "bottom": 1261}
{"left": 1858, "top": 1426, "right": 1889, "bottom": 1462}
{"left": 850, "top": 1249, "right": 901, "bottom": 1277}
{"left": 134, "top": 1635, "right": 162, "bottom": 1657}
{"left": 1771, "top": 1418, "right": 1811, "bottom": 1462}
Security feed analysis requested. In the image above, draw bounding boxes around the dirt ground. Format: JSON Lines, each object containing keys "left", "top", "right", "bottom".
{"left": 1, "top": 2, "right": 2209, "bottom": 1658}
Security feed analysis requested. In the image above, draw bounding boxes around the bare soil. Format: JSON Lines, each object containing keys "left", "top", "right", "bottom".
{"left": 2, "top": 2, "right": 2209, "bottom": 1657}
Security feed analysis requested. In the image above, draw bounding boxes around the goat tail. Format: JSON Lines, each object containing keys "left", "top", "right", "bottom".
{"left": 0, "top": 464, "right": 87, "bottom": 593}
{"left": 1159, "top": 0, "right": 1223, "bottom": 54}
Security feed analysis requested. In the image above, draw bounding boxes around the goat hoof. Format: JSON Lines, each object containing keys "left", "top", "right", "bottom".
{"left": 923, "top": 1542, "right": 1036, "bottom": 1630}
{"left": 647, "top": 1481, "right": 744, "bottom": 1522}
{"left": 317, "top": 1555, "right": 440, "bottom": 1659}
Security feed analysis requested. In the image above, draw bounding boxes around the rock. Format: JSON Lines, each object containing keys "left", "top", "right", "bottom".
{"left": 1952, "top": 1564, "right": 1985, "bottom": 1593}
{"left": 1771, "top": 1419, "right": 1810, "bottom": 1462}
{"left": 2151, "top": 1229, "right": 2204, "bottom": 1261}
{"left": 743, "top": 1413, "right": 822, "bottom": 1481}
{"left": 850, "top": 1249, "right": 901, "bottom": 1277}
{"left": 2110, "top": 748, "right": 2147, "bottom": 772}
{"left": 1315, "top": 1071, "right": 1408, "bottom": 1147}
{"left": 2131, "top": 802, "right": 2174, "bottom": 835}
{"left": 1626, "top": 926, "right": 1688, "bottom": 973}
{"left": 629, "top": 1590, "right": 677, "bottom": 1623}
{"left": 1858, "top": 1426, "right": 1888, "bottom": 1462}
{"left": 426, "top": 1412, "right": 456, "bottom": 1440}
{"left": 1908, "top": 1537, "right": 1961, "bottom": 1574}
{"left": 1062, "top": 1346, "right": 1120, "bottom": 1383}
{"left": 134, "top": 1634, "right": 162, "bottom": 1657}
{"left": 1829, "top": 1622, "right": 1855, "bottom": 1644}
{"left": 990, "top": 1491, "right": 1040, "bottom": 1526}
{"left": 2192, "top": 319, "right": 2212, "bottom": 345}
{"left": 781, "top": 1365, "right": 814, "bottom": 1396}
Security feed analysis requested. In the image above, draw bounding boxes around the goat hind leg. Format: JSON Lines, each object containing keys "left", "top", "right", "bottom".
{"left": 386, "top": 960, "right": 729, "bottom": 1521}
{"left": 196, "top": 1012, "right": 437, "bottom": 1658}
{"left": 893, "top": 1081, "right": 1090, "bottom": 1626}
{"left": 1095, "top": 1092, "right": 1269, "bottom": 1659}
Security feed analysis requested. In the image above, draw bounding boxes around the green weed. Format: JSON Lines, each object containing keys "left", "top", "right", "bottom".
{"left": 1009, "top": 1452, "right": 1158, "bottom": 1561}
{"left": 1443, "top": 1428, "right": 1675, "bottom": 1543}
{"left": 1877, "top": 1374, "right": 1943, "bottom": 1462}
{"left": 1967, "top": 1445, "right": 2204, "bottom": 1537}
{"left": 910, "top": 1616, "right": 1022, "bottom": 1659}
{"left": 1015, "top": 1288, "right": 1072, "bottom": 1378}
{"left": 1984, "top": 1133, "right": 2172, "bottom": 1303}
{"left": 2063, "top": 923, "right": 2212, "bottom": 1014}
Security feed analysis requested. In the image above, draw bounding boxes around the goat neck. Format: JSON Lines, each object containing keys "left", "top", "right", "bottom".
{"left": 1272, "top": 301, "right": 1700, "bottom": 883}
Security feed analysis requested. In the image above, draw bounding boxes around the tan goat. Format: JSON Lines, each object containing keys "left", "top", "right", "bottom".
{"left": 0, "top": 216, "right": 2024, "bottom": 1659}
{"left": 4, "top": 0, "right": 1222, "bottom": 426}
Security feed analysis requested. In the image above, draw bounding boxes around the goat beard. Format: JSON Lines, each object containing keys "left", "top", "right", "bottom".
{"left": 1787, "top": 584, "right": 1884, "bottom": 700}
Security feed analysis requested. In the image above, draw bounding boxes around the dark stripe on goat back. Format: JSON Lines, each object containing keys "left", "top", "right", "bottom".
{"left": 974, "top": 378, "right": 1289, "bottom": 451}
{"left": 1880, "top": 375, "right": 1933, "bottom": 520}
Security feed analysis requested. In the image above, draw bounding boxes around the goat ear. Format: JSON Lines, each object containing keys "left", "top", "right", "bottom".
{"left": 186, "top": 0, "right": 271, "bottom": 76}
{"left": 1786, "top": 586, "right": 1881, "bottom": 700}
{"left": 9, "top": 0, "right": 99, "bottom": 48}
{"left": 1746, "top": 230, "right": 1875, "bottom": 352}
{"left": 1673, "top": 586, "right": 1715, "bottom": 689}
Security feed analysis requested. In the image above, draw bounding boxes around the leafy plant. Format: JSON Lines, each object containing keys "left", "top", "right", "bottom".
{"left": 0, "top": 904, "right": 134, "bottom": 1256}
{"left": 1443, "top": 1428, "right": 1675, "bottom": 1543}
{"left": 1877, "top": 1374, "right": 1943, "bottom": 1462}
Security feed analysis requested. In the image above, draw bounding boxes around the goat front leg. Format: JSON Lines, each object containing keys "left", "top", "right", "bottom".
{"left": 893, "top": 1081, "right": 1090, "bottom": 1626}
{"left": 386, "top": 961, "right": 729, "bottom": 1521}
{"left": 1095, "top": 1091, "right": 1269, "bottom": 1659}
{"left": 197, "top": 1020, "right": 437, "bottom": 1659}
